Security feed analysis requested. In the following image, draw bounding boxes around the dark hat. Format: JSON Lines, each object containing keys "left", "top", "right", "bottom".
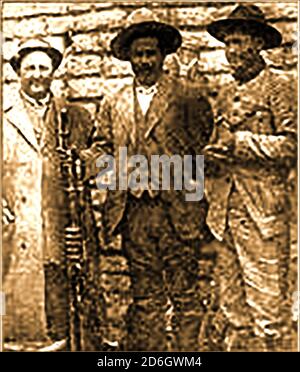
{"left": 207, "top": 5, "right": 282, "bottom": 49}
{"left": 111, "top": 7, "right": 182, "bottom": 61}
{"left": 10, "top": 38, "right": 63, "bottom": 73}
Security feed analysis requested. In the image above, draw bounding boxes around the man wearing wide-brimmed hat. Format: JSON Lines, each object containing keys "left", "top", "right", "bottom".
{"left": 204, "top": 5, "right": 297, "bottom": 351}
{"left": 3, "top": 38, "right": 98, "bottom": 351}
{"left": 83, "top": 7, "right": 214, "bottom": 351}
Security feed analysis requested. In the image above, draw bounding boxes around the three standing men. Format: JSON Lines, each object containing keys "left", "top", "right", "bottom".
{"left": 205, "top": 5, "right": 297, "bottom": 351}
{"left": 2, "top": 4, "right": 296, "bottom": 352}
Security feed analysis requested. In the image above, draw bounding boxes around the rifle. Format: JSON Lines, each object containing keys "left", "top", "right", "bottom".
{"left": 57, "top": 107, "right": 85, "bottom": 351}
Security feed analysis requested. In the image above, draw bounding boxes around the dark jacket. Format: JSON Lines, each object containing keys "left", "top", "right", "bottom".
{"left": 83, "top": 73, "right": 214, "bottom": 242}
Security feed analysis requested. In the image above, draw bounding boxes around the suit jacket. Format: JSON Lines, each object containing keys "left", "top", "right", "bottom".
{"left": 83, "top": 73, "right": 214, "bottom": 241}
{"left": 206, "top": 67, "right": 297, "bottom": 240}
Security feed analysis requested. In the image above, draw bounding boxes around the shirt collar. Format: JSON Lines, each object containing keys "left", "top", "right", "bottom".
{"left": 135, "top": 83, "right": 158, "bottom": 96}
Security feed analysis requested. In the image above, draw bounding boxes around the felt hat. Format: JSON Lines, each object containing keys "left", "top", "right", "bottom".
{"left": 10, "top": 38, "right": 63, "bottom": 73}
{"left": 111, "top": 7, "right": 182, "bottom": 61}
{"left": 207, "top": 4, "right": 282, "bottom": 50}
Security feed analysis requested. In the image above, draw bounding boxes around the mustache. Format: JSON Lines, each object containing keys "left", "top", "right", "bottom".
{"left": 135, "top": 64, "right": 154, "bottom": 72}
{"left": 227, "top": 52, "right": 247, "bottom": 59}
{"left": 28, "top": 78, "right": 52, "bottom": 85}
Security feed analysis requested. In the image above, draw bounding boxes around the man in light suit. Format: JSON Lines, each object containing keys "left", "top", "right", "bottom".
{"left": 2, "top": 38, "right": 99, "bottom": 351}
{"left": 83, "top": 8, "right": 214, "bottom": 351}
{"left": 205, "top": 5, "right": 297, "bottom": 351}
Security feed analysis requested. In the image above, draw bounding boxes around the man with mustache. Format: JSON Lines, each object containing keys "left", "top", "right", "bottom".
{"left": 82, "top": 8, "right": 214, "bottom": 351}
{"left": 2, "top": 38, "right": 98, "bottom": 351}
{"left": 204, "top": 5, "right": 297, "bottom": 351}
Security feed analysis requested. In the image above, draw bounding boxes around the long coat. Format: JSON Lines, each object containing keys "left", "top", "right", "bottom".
{"left": 2, "top": 91, "right": 97, "bottom": 345}
{"left": 83, "top": 73, "right": 214, "bottom": 242}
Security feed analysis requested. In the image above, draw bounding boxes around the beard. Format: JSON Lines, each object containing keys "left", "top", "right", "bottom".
{"left": 133, "top": 65, "right": 161, "bottom": 87}
{"left": 135, "top": 64, "right": 152, "bottom": 76}
{"left": 226, "top": 52, "right": 249, "bottom": 71}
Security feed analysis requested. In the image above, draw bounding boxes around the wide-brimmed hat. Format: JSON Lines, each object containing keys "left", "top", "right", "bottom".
{"left": 207, "top": 4, "right": 282, "bottom": 50}
{"left": 111, "top": 7, "right": 182, "bottom": 61}
{"left": 10, "top": 38, "right": 63, "bottom": 73}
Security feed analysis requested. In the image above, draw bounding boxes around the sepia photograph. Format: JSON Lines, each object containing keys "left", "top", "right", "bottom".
{"left": 0, "top": 0, "right": 298, "bottom": 354}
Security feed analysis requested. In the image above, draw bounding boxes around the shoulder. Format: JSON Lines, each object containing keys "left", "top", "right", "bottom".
{"left": 110, "top": 77, "right": 134, "bottom": 101}
{"left": 266, "top": 68, "right": 291, "bottom": 83}
{"left": 263, "top": 69, "right": 297, "bottom": 109}
{"left": 3, "top": 107, "right": 18, "bottom": 148}
{"left": 98, "top": 81, "right": 131, "bottom": 113}
{"left": 215, "top": 78, "right": 234, "bottom": 102}
{"left": 3, "top": 101, "right": 20, "bottom": 133}
{"left": 3, "top": 89, "right": 23, "bottom": 113}
{"left": 265, "top": 68, "right": 295, "bottom": 91}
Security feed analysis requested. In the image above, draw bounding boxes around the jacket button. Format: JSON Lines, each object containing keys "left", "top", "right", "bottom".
{"left": 20, "top": 242, "right": 27, "bottom": 250}
{"left": 21, "top": 196, "right": 27, "bottom": 203}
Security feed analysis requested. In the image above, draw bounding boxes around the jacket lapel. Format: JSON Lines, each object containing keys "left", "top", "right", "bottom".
{"left": 113, "top": 74, "right": 175, "bottom": 146}
{"left": 5, "top": 92, "right": 40, "bottom": 153}
{"left": 144, "top": 74, "right": 175, "bottom": 141}
{"left": 115, "top": 81, "right": 136, "bottom": 146}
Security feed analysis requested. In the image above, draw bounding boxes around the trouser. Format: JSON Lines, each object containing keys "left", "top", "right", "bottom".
{"left": 44, "top": 263, "right": 68, "bottom": 341}
{"left": 119, "top": 193, "right": 203, "bottom": 351}
{"left": 218, "top": 191, "right": 290, "bottom": 343}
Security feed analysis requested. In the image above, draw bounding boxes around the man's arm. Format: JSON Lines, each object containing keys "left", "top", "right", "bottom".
{"left": 233, "top": 76, "right": 297, "bottom": 165}
{"left": 205, "top": 75, "right": 297, "bottom": 167}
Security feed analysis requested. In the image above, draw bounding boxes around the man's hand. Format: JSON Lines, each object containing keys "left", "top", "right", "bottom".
{"left": 216, "top": 122, "right": 235, "bottom": 149}
{"left": 204, "top": 120, "right": 235, "bottom": 162}
{"left": 204, "top": 144, "right": 232, "bottom": 160}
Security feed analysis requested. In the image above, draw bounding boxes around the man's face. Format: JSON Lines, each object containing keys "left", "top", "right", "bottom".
{"left": 224, "top": 31, "right": 263, "bottom": 72}
{"left": 129, "top": 37, "right": 165, "bottom": 87}
{"left": 19, "top": 51, "right": 54, "bottom": 100}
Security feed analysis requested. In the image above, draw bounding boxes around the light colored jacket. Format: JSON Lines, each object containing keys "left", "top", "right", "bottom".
{"left": 2, "top": 90, "right": 93, "bottom": 341}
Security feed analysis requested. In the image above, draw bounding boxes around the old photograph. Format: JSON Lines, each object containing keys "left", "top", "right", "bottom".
{"left": 0, "top": 0, "right": 298, "bottom": 352}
